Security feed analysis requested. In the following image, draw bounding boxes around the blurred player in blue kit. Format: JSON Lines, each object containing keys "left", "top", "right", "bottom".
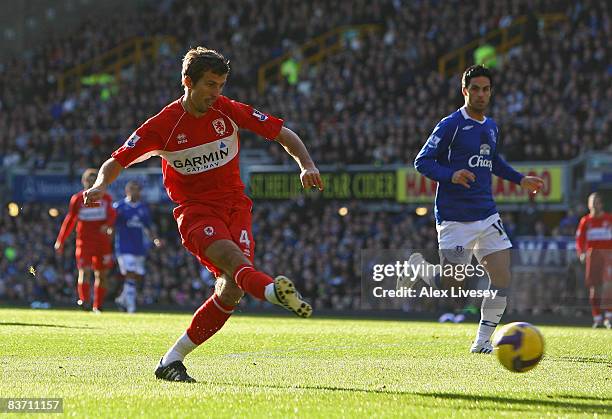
{"left": 113, "top": 181, "right": 162, "bottom": 313}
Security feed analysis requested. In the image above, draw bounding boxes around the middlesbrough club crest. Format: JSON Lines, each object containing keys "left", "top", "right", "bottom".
{"left": 176, "top": 133, "right": 187, "bottom": 144}
{"left": 212, "top": 118, "right": 226, "bottom": 135}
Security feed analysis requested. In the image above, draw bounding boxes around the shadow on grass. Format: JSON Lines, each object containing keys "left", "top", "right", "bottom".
{"left": 0, "top": 322, "right": 97, "bottom": 329}
{"left": 547, "top": 355, "right": 612, "bottom": 366}
{"left": 191, "top": 380, "right": 610, "bottom": 413}
{"left": 413, "top": 392, "right": 611, "bottom": 413}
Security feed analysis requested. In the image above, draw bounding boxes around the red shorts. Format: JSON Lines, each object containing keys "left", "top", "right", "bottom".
{"left": 75, "top": 245, "right": 113, "bottom": 271}
{"left": 585, "top": 249, "right": 612, "bottom": 287}
{"left": 174, "top": 195, "right": 255, "bottom": 278}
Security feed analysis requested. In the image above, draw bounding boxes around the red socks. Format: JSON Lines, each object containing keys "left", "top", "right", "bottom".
{"left": 182, "top": 266, "right": 273, "bottom": 347}
{"left": 77, "top": 282, "right": 105, "bottom": 310}
{"left": 233, "top": 264, "right": 273, "bottom": 300}
{"left": 589, "top": 287, "right": 601, "bottom": 318}
{"left": 186, "top": 294, "right": 235, "bottom": 345}
{"left": 602, "top": 284, "right": 612, "bottom": 313}
{"left": 93, "top": 285, "right": 106, "bottom": 310}
{"left": 77, "top": 281, "right": 90, "bottom": 303}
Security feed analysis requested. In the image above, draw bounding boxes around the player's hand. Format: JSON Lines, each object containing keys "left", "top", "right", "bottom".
{"left": 452, "top": 169, "right": 476, "bottom": 188}
{"left": 83, "top": 186, "right": 106, "bottom": 206}
{"left": 54, "top": 241, "right": 64, "bottom": 254}
{"left": 100, "top": 225, "right": 113, "bottom": 235}
{"left": 300, "top": 167, "right": 324, "bottom": 191}
{"left": 579, "top": 253, "right": 586, "bottom": 264}
{"left": 153, "top": 238, "right": 163, "bottom": 248}
{"left": 520, "top": 176, "right": 545, "bottom": 195}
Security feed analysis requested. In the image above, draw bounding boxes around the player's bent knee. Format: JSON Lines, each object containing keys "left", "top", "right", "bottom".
{"left": 218, "top": 287, "right": 244, "bottom": 306}
{"left": 439, "top": 260, "right": 468, "bottom": 288}
{"left": 205, "top": 240, "right": 251, "bottom": 277}
{"left": 215, "top": 276, "right": 244, "bottom": 306}
{"left": 78, "top": 269, "right": 90, "bottom": 282}
{"left": 94, "top": 269, "right": 107, "bottom": 281}
{"left": 495, "top": 275, "right": 511, "bottom": 289}
{"left": 488, "top": 268, "right": 511, "bottom": 288}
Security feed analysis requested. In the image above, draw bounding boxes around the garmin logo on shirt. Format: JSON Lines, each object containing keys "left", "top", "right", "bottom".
{"left": 173, "top": 148, "right": 230, "bottom": 172}
{"left": 79, "top": 202, "right": 107, "bottom": 221}
{"left": 586, "top": 227, "right": 612, "bottom": 241}
{"left": 164, "top": 137, "right": 238, "bottom": 175}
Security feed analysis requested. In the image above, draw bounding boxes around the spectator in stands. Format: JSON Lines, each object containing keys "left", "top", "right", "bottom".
{"left": 0, "top": 200, "right": 587, "bottom": 318}
{"left": 0, "top": 1, "right": 609, "bottom": 171}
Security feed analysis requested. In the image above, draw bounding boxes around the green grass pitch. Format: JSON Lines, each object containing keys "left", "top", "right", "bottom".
{"left": 1, "top": 308, "right": 610, "bottom": 418}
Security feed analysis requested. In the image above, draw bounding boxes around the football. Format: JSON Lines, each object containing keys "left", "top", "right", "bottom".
{"left": 493, "top": 322, "right": 545, "bottom": 372}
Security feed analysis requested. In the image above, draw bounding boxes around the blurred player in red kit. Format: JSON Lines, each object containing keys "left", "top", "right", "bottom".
{"left": 83, "top": 47, "right": 324, "bottom": 382}
{"left": 575, "top": 192, "right": 612, "bottom": 328}
{"left": 54, "top": 168, "right": 116, "bottom": 313}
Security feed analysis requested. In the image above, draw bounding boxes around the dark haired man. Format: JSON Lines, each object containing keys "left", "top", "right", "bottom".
{"left": 405, "top": 65, "right": 544, "bottom": 353}
{"left": 84, "top": 47, "right": 324, "bottom": 381}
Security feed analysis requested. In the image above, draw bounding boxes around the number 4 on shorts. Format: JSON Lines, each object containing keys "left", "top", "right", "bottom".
{"left": 239, "top": 230, "right": 251, "bottom": 247}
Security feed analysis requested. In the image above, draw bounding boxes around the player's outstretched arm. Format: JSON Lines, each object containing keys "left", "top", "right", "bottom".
{"left": 83, "top": 158, "right": 124, "bottom": 206}
{"left": 575, "top": 216, "right": 587, "bottom": 263}
{"left": 275, "top": 126, "right": 324, "bottom": 191}
{"left": 54, "top": 193, "right": 79, "bottom": 253}
{"left": 493, "top": 143, "right": 544, "bottom": 194}
{"left": 144, "top": 227, "right": 163, "bottom": 248}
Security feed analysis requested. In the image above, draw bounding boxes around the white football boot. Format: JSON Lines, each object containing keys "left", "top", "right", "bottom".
{"left": 470, "top": 340, "right": 494, "bottom": 354}
{"left": 438, "top": 312, "right": 455, "bottom": 323}
{"left": 115, "top": 293, "right": 128, "bottom": 312}
{"left": 397, "top": 253, "right": 437, "bottom": 290}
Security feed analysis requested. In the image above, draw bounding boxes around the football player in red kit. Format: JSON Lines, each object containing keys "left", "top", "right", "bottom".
{"left": 576, "top": 192, "right": 612, "bottom": 328}
{"left": 83, "top": 47, "right": 324, "bottom": 382}
{"left": 55, "top": 168, "right": 115, "bottom": 313}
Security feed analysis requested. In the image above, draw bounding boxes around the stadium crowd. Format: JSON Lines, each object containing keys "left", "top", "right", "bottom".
{"left": 0, "top": 200, "right": 590, "bottom": 317}
{"left": 0, "top": 0, "right": 609, "bottom": 175}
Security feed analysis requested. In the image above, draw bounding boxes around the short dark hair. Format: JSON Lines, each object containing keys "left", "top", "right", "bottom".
{"left": 462, "top": 64, "right": 493, "bottom": 88}
{"left": 81, "top": 168, "right": 98, "bottom": 184}
{"left": 125, "top": 180, "right": 141, "bottom": 189}
{"left": 181, "top": 47, "right": 230, "bottom": 85}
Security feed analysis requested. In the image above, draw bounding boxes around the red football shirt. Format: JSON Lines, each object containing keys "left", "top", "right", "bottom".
{"left": 111, "top": 96, "right": 283, "bottom": 204}
{"left": 575, "top": 212, "right": 612, "bottom": 255}
{"left": 56, "top": 191, "right": 115, "bottom": 249}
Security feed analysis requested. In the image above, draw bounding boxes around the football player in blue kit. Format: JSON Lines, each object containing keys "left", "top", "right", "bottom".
{"left": 114, "top": 181, "right": 162, "bottom": 313}
{"left": 406, "top": 65, "right": 544, "bottom": 353}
